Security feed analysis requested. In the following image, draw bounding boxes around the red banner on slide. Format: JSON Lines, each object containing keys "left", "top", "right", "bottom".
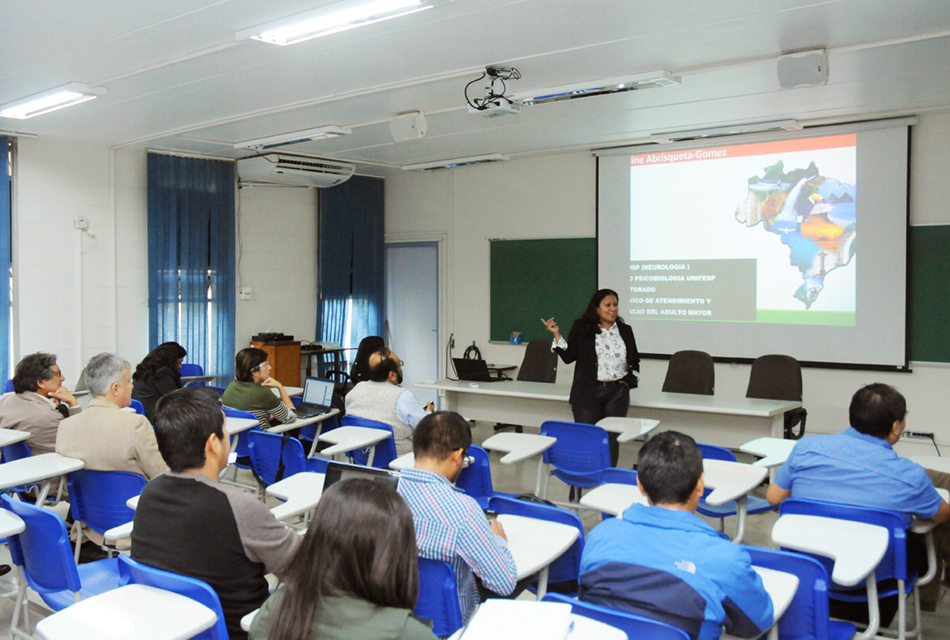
{"left": 630, "top": 134, "right": 857, "bottom": 166}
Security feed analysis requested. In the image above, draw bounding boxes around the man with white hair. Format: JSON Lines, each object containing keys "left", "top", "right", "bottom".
{"left": 57, "top": 352, "right": 168, "bottom": 558}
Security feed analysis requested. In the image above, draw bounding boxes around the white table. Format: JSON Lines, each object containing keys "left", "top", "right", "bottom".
{"left": 0, "top": 453, "right": 85, "bottom": 503}
{"left": 497, "top": 513, "right": 579, "bottom": 599}
{"left": 0, "top": 509, "right": 25, "bottom": 537}
{"left": 267, "top": 408, "right": 341, "bottom": 457}
{"left": 0, "top": 429, "right": 31, "bottom": 449}
{"left": 447, "top": 602, "right": 628, "bottom": 640}
{"left": 34, "top": 584, "right": 217, "bottom": 640}
{"left": 181, "top": 374, "right": 221, "bottom": 387}
{"left": 282, "top": 386, "right": 304, "bottom": 397}
{"left": 702, "top": 458, "right": 768, "bottom": 544}
{"left": 772, "top": 513, "right": 889, "bottom": 640}
{"left": 266, "top": 472, "right": 326, "bottom": 521}
{"left": 416, "top": 380, "right": 800, "bottom": 448}
{"left": 482, "top": 432, "right": 556, "bottom": 496}
{"left": 578, "top": 483, "right": 650, "bottom": 516}
{"left": 317, "top": 426, "right": 392, "bottom": 466}
{"left": 911, "top": 455, "right": 950, "bottom": 474}
{"left": 596, "top": 417, "right": 661, "bottom": 443}
{"left": 389, "top": 452, "right": 415, "bottom": 471}
{"left": 739, "top": 437, "right": 796, "bottom": 469}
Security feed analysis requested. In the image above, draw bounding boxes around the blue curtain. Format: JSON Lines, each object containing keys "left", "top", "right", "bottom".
{"left": 317, "top": 176, "right": 385, "bottom": 351}
{"left": 0, "top": 137, "right": 10, "bottom": 383}
{"left": 147, "top": 153, "right": 236, "bottom": 380}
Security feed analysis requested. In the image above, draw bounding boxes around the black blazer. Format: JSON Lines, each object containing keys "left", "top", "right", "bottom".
{"left": 554, "top": 319, "right": 640, "bottom": 409}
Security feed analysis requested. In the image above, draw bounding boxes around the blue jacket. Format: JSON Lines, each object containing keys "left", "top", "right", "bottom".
{"left": 579, "top": 504, "right": 772, "bottom": 640}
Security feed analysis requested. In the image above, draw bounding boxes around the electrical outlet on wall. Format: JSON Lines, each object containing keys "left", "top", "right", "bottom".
{"left": 239, "top": 287, "right": 252, "bottom": 300}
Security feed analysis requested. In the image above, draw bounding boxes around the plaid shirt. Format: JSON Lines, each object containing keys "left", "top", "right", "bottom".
{"left": 397, "top": 468, "right": 517, "bottom": 622}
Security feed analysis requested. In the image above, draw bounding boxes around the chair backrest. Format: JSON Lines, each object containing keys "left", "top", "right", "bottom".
{"left": 744, "top": 546, "right": 855, "bottom": 640}
{"left": 3, "top": 378, "right": 13, "bottom": 393}
{"left": 341, "top": 414, "right": 397, "bottom": 469}
{"left": 746, "top": 354, "right": 803, "bottom": 401}
{"left": 415, "top": 557, "right": 464, "bottom": 638}
{"left": 488, "top": 495, "right": 585, "bottom": 585}
{"left": 541, "top": 592, "right": 690, "bottom": 640}
{"left": 662, "top": 350, "right": 714, "bottom": 395}
{"left": 696, "top": 443, "right": 736, "bottom": 463}
{"left": 1, "top": 441, "right": 36, "bottom": 494}
{"left": 66, "top": 469, "right": 146, "bottom": 536}
{"left": 179, "top": 363, "right": 206, "bottom": 386}
{"left": 600, "top": 467, "right": 639, "bottom": 486}
{"left": 778, "top": 498, "right": 910, "bottom": 585}
{"left": 223, "top": 407, "right": 259, "bottom": 460}
{"left": 517, "top": 339, "right": 558, "bottom": 383}
{"left": 541, "top": 421, "right": 610, "bottom": 486}
{"left": 349, "top": 336, "right": 386, "bottom": 384}
{"left": 207, "top": 385, "right": 227, "bottom": 396}
{"left": 2, "top": 494, "right": 83, "bottom": 596}
{"left": 128, "top": 398, "right": 146, "bottom": 415}
{"left": 247, "top": 430, "right": 309, "bottom": 486}
{"left": 117, "top": 555, "right": 229, "bottom": 640}
{"left": 455, "top": 445, "right": 493, "bottom": 505}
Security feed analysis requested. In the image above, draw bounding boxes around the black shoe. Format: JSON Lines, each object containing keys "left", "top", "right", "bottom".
{"left": 77, "top": 540, "right": 109, "bottom": 564}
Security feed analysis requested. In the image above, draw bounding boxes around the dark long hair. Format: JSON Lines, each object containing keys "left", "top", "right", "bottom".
{"left": 577, "top": 288, "right": 625, "bottom": 337}
{"left": 265, "top": 479, "right": 420, "bottom": 640}
{"left": 235, "top": 347, "right": 269, "bottom": 383}
{"left": 132, "top": 342, "right": 186, "bottom": 384}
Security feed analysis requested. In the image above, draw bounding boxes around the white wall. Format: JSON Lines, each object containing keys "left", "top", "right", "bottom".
{"left": 13, "top": 141, "right": 318, "bottom": 382}
{"left": 385, "top": 113, "right": 950, "bottom": 455}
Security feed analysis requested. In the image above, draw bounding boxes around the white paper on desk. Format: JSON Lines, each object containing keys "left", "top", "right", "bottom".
{"left": 461, "top": 600, "right": 573, "bottom": 640}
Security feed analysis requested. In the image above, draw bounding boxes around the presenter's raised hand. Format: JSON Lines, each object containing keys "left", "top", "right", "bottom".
{"left": 541, "top": 317, "right": 561, "bottom": 342}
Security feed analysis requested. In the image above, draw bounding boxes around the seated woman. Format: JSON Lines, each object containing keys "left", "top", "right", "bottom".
{"left": 131, "top": 342, "right": 187, "bottom": 422}
{"left": 250, "top": 478, "right": 435, "bottom": 640}
{"left": 222, "top": 347, "right": 296, "bottom": 429}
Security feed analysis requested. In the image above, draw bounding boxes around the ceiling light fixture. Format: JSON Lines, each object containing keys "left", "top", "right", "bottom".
{"left": 510, "top": 70, "right": 680, "bottom": 106}
{"left": 236, "top": 0, "right": 447, "bottom": 46}
{"left": 402, "top": 153, "right": 509, "bottom": 171}
{"left": 0, "top": 83, "right": 104, "bottom": 120}
{"left": 649, "top": 119, "right": 802, "bottom": 144}
{"left": 234, "top": 125, "right": 352, "bottom": 150}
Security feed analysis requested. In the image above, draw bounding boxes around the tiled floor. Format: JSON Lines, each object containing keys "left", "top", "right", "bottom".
{"left": 0, "top": 422, "right": 947, "bottom": 637}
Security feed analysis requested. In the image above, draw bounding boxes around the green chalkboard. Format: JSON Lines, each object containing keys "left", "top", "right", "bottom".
{"left": 490, "top": 238, "right": 597, "bottom": 343}
{"left": 908, "top": 225, "right": 950, "bottom": 363}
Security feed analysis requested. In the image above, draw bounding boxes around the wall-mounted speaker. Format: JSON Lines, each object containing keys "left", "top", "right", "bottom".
{"left": 390, "top": 111, "right": 428, "bottom": 141}
{"left": 777, "top": 49, "right": 829, "bottom": 89}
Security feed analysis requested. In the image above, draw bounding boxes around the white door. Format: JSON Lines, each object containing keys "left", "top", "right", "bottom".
{"left": 386, "top": 242, "right": 439, "bottom": 407}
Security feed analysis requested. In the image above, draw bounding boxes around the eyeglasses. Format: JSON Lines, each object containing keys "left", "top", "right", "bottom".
{"left": 49, "top": 367, "right": 64, "bottom": 378}
{"left": 461, "top": 454, "right": 473, "bottom": 469}
{"left": 251, "top": 361, "right": 270, "bottom": 372}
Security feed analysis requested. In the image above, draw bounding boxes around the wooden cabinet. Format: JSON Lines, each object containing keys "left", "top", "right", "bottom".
{"left": 249, "top": 340, "right": 301, "bottom": 386}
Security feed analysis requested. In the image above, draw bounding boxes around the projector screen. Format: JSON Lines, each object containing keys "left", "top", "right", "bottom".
{"left": 598, "top": 124, "right": 909, "bottom": 369}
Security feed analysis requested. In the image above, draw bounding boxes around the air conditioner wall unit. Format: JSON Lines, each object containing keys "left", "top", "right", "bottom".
{"left": 237, "top": 153, "right": 355, "bottom": 187}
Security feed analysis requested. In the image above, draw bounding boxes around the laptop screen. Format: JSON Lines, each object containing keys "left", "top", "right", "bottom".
{"left": 322, "top": 460, "right": 399, "bottom": 492}
{"left": 302, "top": 377, "right": 334, "bottom": 407}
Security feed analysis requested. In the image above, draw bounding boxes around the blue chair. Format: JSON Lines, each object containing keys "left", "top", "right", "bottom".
{"left": 777, "top": 498, "right": 924, "bottom": 640}
{"left": 340, "top": 415, "right": 397, "bottom": 469}
{"left": 415, "top": 557, "right": 464, "bottom": 638}
{"left": 744, "top": 546, "right": 856, "bottom": 640}
{"left": 300, "top": 412, "right": 341, "bottom": 457}
{"left": 456, "top": 445, "right": 514, "bottom": 509}
{"left": 696, "top": 443, "right": 774, "bottom": 533}
{"left": 117, "top": 555, "right": 228, "bottom": 640}
{"left": 247, "top": 430, "right": 309, "bottom": 488}
{"left": 207, "top": 385, "right": 227, "bottom": 396}
{"left": 541, "top": 593, "right": 690, "bottom": 640}
{"left": 4, "top": 379, "right": 13, "bottom": 393}
{"left": 180, "top": 362, "right": 206, "bottom": 386}
{"left": 2, "top": 495, "right": 120, "bottom": 640}
{"left": 488, "top": 495, "right": 584, "bottom": 596}
{"left": 128, "top": 398, "right": 145, "bottom": 415}
{"left": 540, "top": 421, "right": 610, "bottom": 501}
{"left": 224, "top": 406, "right": 259, "bottom": 466}
{"left": 65, "top": 469, "right": 146, "bottom": 561}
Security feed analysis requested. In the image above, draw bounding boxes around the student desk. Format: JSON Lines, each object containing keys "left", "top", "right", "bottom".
{"left": 496, "top": 513, "right": 579, "bottom": 599}
{"left": 34, "top": 584, "right": 217, "bottom": 640}
{"left": 266, "top": 472, "right": 326, "bottom": 521}
{"left": 181, "top": 374, "right": 221, "bottom": 387}
{"left": 0, "top": 509, "right": 25, "bottom": 537}
{"left": 596, "top": 417, "right": 661, "bottom": 443}
{"left": 482, "top": 432, "right": 556, "bottom": 496}
{"left": 911, "top": 455, "right": 950, "bottom": 474}
{"left": 265, "top": 408, "right": 341, "bottom": 458}
{"left": 317, "top": 426, "right": 392, "bottom": 466}
{"left": 721, "top": 567, "right": 799, "bottom": 640}
{"left": 0, "top": 453, "right": 84, "bottom": 504}
{"left": 0, "top": 428, "right": 31, "bottom": 449}
{"left": 415, "top": 380, "right": 801, "bottom": 448}
{"left": 739, "top": 437, "right": 796, "bottom": 468}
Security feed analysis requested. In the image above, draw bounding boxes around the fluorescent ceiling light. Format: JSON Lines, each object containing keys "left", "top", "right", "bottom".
{"left": 0, "top": 83, "right": 103, "bottom": 120}
{"left": 235, "top": 125, "right": 352, "bottom": 150}
{"left": 236, "top": 0, "right": 445, "bottom": 46}
{"left": 402, "top": 153, "right": 509, "bottom": 171}
{"left": 649, "top": 119, "right": 802, "bottom": 144}
{"left": 510, "top": 70, "right": 680, "bottom": 106}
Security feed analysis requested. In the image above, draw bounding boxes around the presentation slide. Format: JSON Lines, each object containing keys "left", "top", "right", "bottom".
{"left": 598, "top": 126, "right": 908, "bottom": 368}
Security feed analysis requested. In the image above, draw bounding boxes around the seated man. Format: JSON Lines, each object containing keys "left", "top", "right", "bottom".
{"left": 345, "top": 348, "right": 433, "bottom": 455}
{"left": 56, "top": 353, "right": 168, "bottom": 554}
{"left": 0, "top": 352, "right": 80, "bottom": 455}
{"left": 131, "top": 387, "right": 300, "bottom": 640}
{"left": 767, "top": 382, "right": 950, "bottom": 613}
{"left": 397, "top": 411, "right": 517, "bottom": 622}
{"left": 580, "top": 431, "right": 772, "bottom": 640}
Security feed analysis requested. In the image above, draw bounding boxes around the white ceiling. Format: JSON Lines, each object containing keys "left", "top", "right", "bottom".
{"left": 3, "top": 0, "right": 950, "bottom": 176}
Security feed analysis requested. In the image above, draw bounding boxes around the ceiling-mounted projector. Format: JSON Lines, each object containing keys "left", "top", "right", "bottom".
{"left": 467, "top": 99, "right": 521, "bottom": 118}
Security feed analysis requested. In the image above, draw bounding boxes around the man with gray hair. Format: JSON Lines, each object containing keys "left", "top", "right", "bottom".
{"left": 57, "top": 352, "right": 168, "bottom": 559}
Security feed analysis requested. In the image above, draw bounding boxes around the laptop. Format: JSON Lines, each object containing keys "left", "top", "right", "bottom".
{"left": 295, "top": 377, "right": 335, "bottom": 419}
{"left": 453, "top": 358, "right": 509, "bottom": 382}
{"left": 322, "top": 460, "right": 400, "bottom": 492}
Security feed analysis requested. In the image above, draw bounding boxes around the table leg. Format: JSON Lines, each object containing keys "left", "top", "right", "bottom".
{"left": 366, "top": 446, "right": 377, "bottom": 468}
{"left": 535, "top": 567, "right": 550, "bottom": 600}
{"left": 307, "top": 423, "right": 327, "bottom": 458}
{"left": 855, "top": 571, "right": 879, "bottom": 640}
{"left": 533, "top": 455, "right": 545, "bottom": 497}
{"left": 733, "top": 497, "right": 748, "bottom": 544}
{"left": 35, "top": 480, "right": 53, "bottom": 505}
